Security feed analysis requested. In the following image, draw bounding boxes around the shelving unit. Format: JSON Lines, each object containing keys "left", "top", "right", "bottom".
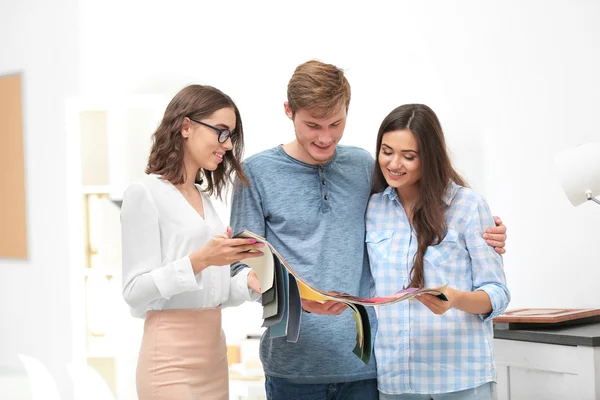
{"left": 67, "top": 96, "right": 168, "bottom": 400}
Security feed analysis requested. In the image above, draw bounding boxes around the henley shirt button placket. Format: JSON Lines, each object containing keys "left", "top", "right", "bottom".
{"left": 319, "top": 166, "right": 330, "bottom": 207}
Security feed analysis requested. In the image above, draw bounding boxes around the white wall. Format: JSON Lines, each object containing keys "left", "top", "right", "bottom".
{"left": 0, "top": 0, "right": 80, "bottom": 397}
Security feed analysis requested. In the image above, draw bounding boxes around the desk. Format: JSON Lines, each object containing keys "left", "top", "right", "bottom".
{"left": 493, "top": 322, "right": 600, "bottom": 400}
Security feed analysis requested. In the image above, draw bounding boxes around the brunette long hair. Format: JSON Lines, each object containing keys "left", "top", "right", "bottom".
{"left": 371, "top": 104, "right": 467, "bottom": 288}
{"left": 146, "top": 84, "right": 248, "bottom": 199}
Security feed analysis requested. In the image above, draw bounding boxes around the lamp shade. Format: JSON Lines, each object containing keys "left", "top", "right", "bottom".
{"left": 554, "top": 142, "right": 600, "bottom": 206}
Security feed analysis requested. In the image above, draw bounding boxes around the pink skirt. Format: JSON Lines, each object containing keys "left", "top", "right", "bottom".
{"left": 136, "top": 308, "right": 228, "bottom": 400}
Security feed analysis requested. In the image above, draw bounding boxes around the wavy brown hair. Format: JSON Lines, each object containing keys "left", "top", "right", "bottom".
{"left": 287, "top": 60, "right": 351, "bottom": 118}
{"left": 371, "top": 104, "right": 467, "bottom": 289}
{"left": 146, "top": 84, "right": 248, "bottom": 199}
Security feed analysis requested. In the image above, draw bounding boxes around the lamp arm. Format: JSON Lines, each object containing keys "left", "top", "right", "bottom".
{"left": 586, "top": 191, "right": 600, "bottom": 205}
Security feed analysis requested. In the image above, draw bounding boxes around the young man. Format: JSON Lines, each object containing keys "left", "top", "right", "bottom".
{"left": 230, "top": 60, "right": 507, "bottom": 400}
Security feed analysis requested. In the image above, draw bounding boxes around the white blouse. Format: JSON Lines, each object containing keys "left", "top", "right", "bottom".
{"left": 120, "top": 173, "right": 257, "bottom": 318}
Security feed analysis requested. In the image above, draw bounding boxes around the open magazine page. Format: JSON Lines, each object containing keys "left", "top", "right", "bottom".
{"left": 347, "top": 302, "right": 371, "bottom": 364}
{"left": 234, "top": 230, "right": 372, "bottom": 364}
{"left": 235, "top": 230, "right": 448, "bottom": 306}
{"left": 233, "top": 229, "right": 448, "bottom": 365}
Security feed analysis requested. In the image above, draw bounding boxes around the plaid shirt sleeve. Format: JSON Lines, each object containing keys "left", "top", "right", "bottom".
{"left": 464, "top": 194, "right": 511, "bottom": 322}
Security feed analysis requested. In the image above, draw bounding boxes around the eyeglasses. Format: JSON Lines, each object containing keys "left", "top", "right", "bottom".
{"left": 187, "top": 117, "right": 234, "bottom": 143}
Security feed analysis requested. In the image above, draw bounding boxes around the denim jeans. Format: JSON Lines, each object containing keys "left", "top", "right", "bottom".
{"left": 379, "top": 382, "right": 497, "bottom": 400}
{"left": 265, "top": 375, "right": 379, "bottom": 400}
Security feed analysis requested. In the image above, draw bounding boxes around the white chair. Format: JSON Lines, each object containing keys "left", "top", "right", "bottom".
{"left": 17, "top": 354, "right": 62, "bottom": 400}
{"left": 66, "top": 362, "right": 116, "bottom": 400}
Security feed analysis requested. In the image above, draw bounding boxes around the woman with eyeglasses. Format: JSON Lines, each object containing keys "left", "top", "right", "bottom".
{"left": 120, "top": 84, "right": 264, "bottom": 400}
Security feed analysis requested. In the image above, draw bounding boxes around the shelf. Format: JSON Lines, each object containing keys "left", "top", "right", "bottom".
{"left": 86, "top": 352, "right": 118, "bottom": 359}
{"left": 83, "top": 267, "right": 121, "bottom": 277}
{"left": 82, "top": 185, "right": 112, "bottom": 195}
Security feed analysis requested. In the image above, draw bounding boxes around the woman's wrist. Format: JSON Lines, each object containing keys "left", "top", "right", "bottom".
{"left": 451, "top": 289, "right": 492, "bottom": 315}
{"left": 449, "top": 288, "right": 464, "bottom": 310}
{"left": 189, "top": 250, "right": 208, "bottom": 275}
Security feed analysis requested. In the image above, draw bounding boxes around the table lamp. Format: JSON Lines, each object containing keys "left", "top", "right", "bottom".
{"left": 554, "top": 142, "right": 600, "bottom": 207}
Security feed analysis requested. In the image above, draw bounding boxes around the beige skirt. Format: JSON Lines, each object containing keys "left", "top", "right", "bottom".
{"left": 136, "top": 308, "right": 228, "bottom": 400}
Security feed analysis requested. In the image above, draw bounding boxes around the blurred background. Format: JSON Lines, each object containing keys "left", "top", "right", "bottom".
{"left": 1, "top": 0, "right": 599, "bottom": 399}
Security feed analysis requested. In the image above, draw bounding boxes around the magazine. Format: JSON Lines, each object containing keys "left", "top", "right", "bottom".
{"left": 235, "top": 229, "right": 448, "bottom": 364}
{"left": 236, "top": 229, "right": 448, "bottom": 305}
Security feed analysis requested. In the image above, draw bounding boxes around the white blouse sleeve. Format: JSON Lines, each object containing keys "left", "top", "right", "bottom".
{"left": 221, "top": 267, "right": 261, "bottom": 308}
{"left": 121, "top": 182, "right": 201, "bottom": 310}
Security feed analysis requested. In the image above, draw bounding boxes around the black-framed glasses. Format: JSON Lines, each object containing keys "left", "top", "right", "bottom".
{"left": 187, "top": 116, "right": 234, "bottom": 143}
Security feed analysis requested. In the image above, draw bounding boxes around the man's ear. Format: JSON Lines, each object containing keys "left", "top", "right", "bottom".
{"left": 181, "top": 117, "right": 192, "bottom": 139}
{"left": 284, "top": 102, "right": 294, "bottom": 121}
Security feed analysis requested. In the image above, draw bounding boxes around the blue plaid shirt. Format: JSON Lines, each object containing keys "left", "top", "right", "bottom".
{"left": 366, "top": 182, "right": 510, "bottom": 395}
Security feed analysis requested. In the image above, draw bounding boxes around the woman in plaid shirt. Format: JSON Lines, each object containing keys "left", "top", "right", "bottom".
{"left": 366, "top": 104, "right": 510, "bottom": 399}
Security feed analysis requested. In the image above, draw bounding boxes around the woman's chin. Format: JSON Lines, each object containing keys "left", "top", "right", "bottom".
{"left": 199, "top": 163, "right": 219, "bottom": 172}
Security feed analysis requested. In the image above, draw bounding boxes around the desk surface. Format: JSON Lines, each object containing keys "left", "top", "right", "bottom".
{"left": 494, "top": 322, "right": 600, "bottom": 347}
